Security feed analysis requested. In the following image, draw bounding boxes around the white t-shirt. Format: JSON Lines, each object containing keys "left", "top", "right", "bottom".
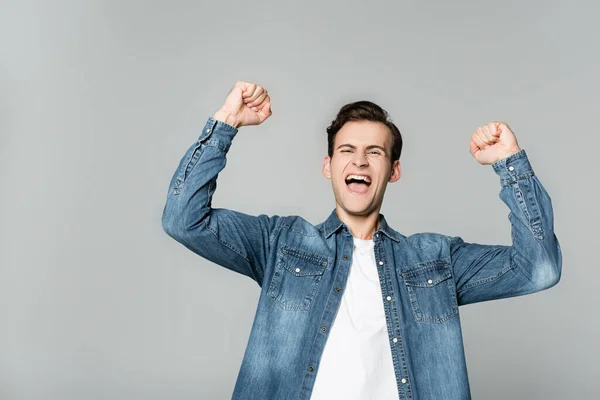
{"left": 310, "top": 237, "right": 400, "bottom": 400}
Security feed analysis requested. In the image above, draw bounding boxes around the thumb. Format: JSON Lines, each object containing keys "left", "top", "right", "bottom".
{"left": 491, "top": 121, "right": 506, "bottom": 136}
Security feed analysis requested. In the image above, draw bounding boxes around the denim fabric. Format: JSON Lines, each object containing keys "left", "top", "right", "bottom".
{"left": 162, "top": 117, "right": 562, "bottom": 399}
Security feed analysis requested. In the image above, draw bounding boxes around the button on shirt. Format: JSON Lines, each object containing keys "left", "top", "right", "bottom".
{"left": 311, "top": 237, "right": 400, "bottom": 400}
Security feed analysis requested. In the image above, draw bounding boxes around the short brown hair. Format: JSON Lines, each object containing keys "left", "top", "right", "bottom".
{"left": 326, "top": 101, "right": 403, "bottom": 163}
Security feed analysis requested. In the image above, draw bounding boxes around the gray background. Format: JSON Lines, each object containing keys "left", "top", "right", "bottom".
{"left": 1, "top": 0, "right": 598, "bottom": 399}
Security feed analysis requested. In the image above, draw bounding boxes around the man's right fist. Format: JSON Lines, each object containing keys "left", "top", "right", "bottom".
{"left": 213, "top": 81, "right": 272, "bottom": 128}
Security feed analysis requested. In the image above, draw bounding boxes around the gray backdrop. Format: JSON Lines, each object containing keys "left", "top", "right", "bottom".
{"left": 1, "top": 0, "right": 598, "bottom": 399}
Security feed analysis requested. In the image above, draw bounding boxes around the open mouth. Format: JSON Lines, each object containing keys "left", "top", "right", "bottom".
{"left": 345, "top": 174, "right": 371, "bottom": 194}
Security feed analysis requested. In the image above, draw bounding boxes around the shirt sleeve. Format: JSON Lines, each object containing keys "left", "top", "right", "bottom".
{"left": 161, "top": 117, "right": 280, "bottom": 286}
{"left": 448, "top": 149, "right": 563, "bottom": 306}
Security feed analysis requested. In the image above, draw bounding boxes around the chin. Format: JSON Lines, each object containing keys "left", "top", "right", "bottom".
{"left": 341, "top": 203, "right": 376, "bottom": 216}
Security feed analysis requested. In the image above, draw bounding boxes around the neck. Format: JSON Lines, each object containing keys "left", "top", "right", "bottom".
{"left": 335, "top": 206, "right": 381, "bottom": 240}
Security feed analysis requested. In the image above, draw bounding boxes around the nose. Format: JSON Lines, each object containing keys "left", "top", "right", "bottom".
{"left": 352, "top": 151, "right": 369, "bottom": 167}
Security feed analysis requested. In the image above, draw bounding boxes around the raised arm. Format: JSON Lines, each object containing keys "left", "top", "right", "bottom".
{"left": 161, "top": 81, "right": 278, "bottom": 286}
{"left": 449, "top": 122, "right": 562, "bottom": 305}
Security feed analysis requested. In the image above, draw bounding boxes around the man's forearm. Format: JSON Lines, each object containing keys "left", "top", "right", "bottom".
{"left": 161, "top": 81, "right": 275, "bottom": 282}
{"left": 161, "top": 117, "right": 238, "bottom": 236}
{"left": 162, "top": 80, "right": 272, "bottom": 247}
{"left": 492, "top": 149, "right": 562, "bottom": 287}
{"left": 450, "top": 148, "right": 562, "bottom": 305}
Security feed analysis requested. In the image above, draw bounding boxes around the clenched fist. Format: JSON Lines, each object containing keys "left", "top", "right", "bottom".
{"left": 213, "top": 81, "right": 272, "bottom": 128}
{"left": 470, "top": 122, "right": 521, "bottom": 165}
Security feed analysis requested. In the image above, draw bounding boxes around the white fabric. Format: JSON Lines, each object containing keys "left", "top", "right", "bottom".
{"left": 310, "top": 237, "right": 400, "bottom": 400}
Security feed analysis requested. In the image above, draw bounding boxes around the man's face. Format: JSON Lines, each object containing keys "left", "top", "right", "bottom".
{"left": 322, "top": 120, "right": 401, "bottom": 218}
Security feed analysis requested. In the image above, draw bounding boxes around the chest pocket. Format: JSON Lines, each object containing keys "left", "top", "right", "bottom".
{"left": 267, "top": 246, "right": 330, "bottom": 311}
{"left": 400, "top": 259, "right": 458, "bottom": 323}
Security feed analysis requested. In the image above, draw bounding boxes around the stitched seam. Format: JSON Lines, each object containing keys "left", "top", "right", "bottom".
{"left": 529, "top": 178, "right": 546, "bottom": 240}
{"left": 279, "top": 223, "right": 320, "bottom": 237}
{"left": 280, "top": 245, "right": 331, "bottom": 265}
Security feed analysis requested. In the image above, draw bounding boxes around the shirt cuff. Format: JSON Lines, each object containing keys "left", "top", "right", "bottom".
{"left": 197, "top": 117, "right": 239, "bottom": 151}
{"left": 491, "top": 149, "right": 534, "bottom": 186}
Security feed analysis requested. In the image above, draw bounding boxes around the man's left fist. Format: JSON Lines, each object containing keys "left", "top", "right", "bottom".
{"left": 469, "top": 121, "right": 521, "bottom": 165}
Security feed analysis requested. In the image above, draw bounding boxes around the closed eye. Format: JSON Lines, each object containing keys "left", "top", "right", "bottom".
{"left": 339, "top": 148, "right": 382, "bottom": 156}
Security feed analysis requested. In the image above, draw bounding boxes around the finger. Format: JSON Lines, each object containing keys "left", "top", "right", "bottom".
{"left": 263, "top": 98, "right": 272, "bottom": 116}
{"left": 491, "top": 123, "right": 502, "bottom": 137}
{"left": 261, "top": 95, "right": 271, "bottom": 111}
{"left": 475, "top": 128, "right": 491, "bottom": 146}
{"left": 244, "top": 86, "right": 263, "bottom": 104}
{"left": 481, "top": 125, "right": 498, "bottom": 143}
{"left": 247, "top": 91, "right": 268, "bottom": 108}
{"left": 242, "top": 83, "right": 257, "bottom": 99}
{"left": 244, "top": 86, "right": 265, "bottom": 103}
{"left": 258, "top": 100, "right": 272, "bottom": 121}
{"left": 472, "top": 132, "right": 487, "bottom": 149}
{"left": 494, "top": 122, "right": 508, "bottom": 136}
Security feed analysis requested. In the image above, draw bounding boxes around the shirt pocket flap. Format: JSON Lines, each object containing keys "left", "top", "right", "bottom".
{"left": 280, "top": 247, "right": 329, "bottom": 277}
{"left": 402, "top": 261, "right": 452, "bottom": 287}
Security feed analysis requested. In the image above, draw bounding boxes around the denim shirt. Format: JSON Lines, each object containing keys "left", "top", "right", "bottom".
{"left": 161, "top": 117, "right": 562, "bottom": 400}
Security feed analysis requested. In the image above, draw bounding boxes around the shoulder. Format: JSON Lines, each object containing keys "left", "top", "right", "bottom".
{"left": 277, "top": 215, "right": 322, "bottom": 237}
{"left": 403, "top": 231, "right": 451, "bottom": 250}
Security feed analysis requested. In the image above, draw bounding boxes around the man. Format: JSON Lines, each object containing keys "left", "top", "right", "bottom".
{"left": 161, "top": 81, "right": 562, "bottom": 399}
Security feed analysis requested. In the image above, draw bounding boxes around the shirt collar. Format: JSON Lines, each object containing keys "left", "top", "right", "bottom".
{"left": 321, "top": 209, "right": 402, "bottom": 242}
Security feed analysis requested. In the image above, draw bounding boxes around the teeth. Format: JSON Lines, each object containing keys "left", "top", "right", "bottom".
{"left": 347, "top": 174, "right": 371, "bottom": 183}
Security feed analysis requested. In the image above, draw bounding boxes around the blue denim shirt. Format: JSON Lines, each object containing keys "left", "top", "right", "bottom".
{"left": 161, "top": 117, "right": 562, "bottom": 400}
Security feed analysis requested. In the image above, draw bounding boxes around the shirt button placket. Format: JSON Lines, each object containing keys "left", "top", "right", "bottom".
{"left": 374, "top": 241, "right": 407, "bottom": 395}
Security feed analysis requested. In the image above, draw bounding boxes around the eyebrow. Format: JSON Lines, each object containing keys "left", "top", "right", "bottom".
{"left": 336, "top": 143, "right": 387, "bottom": 153}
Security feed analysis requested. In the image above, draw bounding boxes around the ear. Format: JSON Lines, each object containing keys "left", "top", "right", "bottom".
{"left": 322, "top": 155, "right": 332, "bottom": 179}
{"left": 389, "top": 160, "right": 401, "bottom": 183}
